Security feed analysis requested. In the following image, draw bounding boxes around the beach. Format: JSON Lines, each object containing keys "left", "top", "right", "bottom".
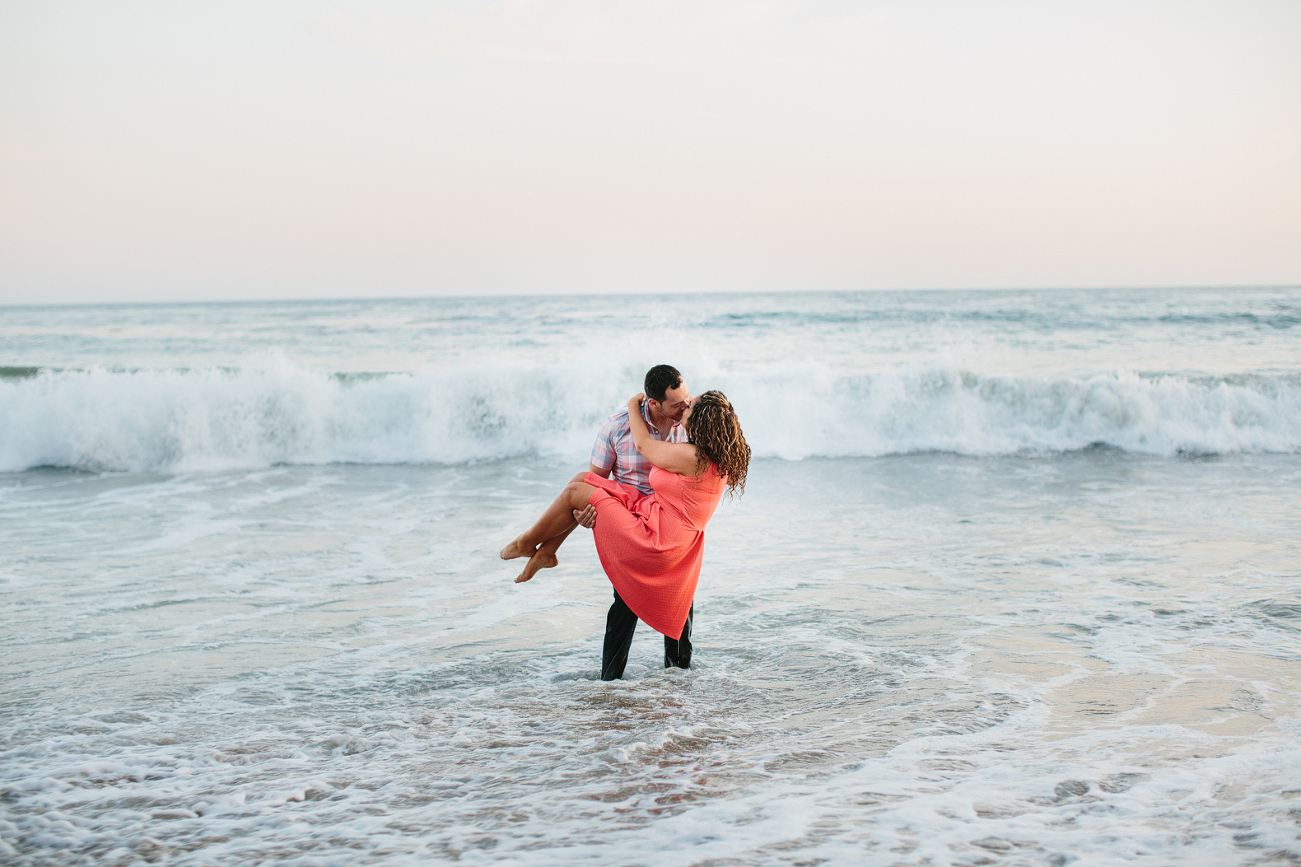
{"left": 2, "top": 287, "right": 1300, "bottom": 865}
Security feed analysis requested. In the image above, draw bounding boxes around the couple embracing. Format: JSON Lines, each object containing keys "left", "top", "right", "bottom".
{"left": 501, "top": 365, "right": 751, "bottom": 680}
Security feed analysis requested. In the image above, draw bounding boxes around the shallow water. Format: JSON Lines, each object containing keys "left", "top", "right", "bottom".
{"left": 4, "top": 287, "right": 1299, "bottom": 864}
{"left": 3, "top": 449, "right": 1299, "bottom": 865}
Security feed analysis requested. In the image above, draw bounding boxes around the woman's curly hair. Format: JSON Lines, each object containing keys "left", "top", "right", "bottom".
{"left": 685, "top": 390, "right": 750, "bottom": 497}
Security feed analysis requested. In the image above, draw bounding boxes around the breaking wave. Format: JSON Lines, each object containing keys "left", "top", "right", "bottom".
{"left": 2, "top": 355, "right": 1298, "bottom": 472}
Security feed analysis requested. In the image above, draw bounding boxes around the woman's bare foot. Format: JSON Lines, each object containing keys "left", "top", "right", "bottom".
{"left": 500, "top": 538, "right": 535, "bottom": 560}
{"left": 514, "top": 550, "right": 558, "bottom": 583}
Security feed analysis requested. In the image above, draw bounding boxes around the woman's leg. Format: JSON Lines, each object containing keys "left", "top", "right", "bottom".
{"left": 501, "top": 473, "right": 595, "bottom": 581}
{"left": 517, "top": 502, "right": 593, "bottom": 582}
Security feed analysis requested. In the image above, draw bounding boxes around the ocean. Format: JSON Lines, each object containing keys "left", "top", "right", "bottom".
{"left": 1, "top": 286, "right": 1299, "bottom": 865}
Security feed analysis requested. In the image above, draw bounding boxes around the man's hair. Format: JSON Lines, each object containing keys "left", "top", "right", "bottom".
{"left": 644, "top": 365, "right": 683, "bottom": 402}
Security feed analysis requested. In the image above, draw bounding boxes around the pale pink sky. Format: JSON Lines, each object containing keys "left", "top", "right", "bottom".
{"left": 2, "top": 0, "right": 1298, "bottom": 303}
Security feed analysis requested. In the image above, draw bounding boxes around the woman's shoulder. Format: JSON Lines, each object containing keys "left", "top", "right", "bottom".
{"left": 649, "top": 452, "right": 711, "bottom": 481}
{"left": 685, "top": 461, "right": 725, "bottom": 486}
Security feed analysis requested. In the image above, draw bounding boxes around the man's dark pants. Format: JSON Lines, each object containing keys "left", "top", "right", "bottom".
{"left": 600, "top": 590, "right": 692, "bottom": 681}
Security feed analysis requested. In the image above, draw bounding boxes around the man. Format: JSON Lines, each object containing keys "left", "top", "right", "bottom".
{"left": 533, "top": 364, "right": 693, "bottom": 680}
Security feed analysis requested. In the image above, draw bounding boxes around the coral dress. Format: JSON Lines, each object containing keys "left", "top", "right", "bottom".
{"left": 585, "top": 464, "right": 726, "bottom": 640}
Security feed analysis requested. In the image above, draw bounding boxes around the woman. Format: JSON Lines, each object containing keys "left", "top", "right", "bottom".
{"left": 501, "top": 390, "right": 750, "bottom": 641}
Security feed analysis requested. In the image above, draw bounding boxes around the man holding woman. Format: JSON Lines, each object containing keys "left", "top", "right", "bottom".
{"left": 501, "top": 365, "right": 750, "bottom": 680}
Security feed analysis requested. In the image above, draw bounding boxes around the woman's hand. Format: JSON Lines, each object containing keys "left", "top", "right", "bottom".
{"left": 628, "top": 392, "right": 645, "bottom": 407}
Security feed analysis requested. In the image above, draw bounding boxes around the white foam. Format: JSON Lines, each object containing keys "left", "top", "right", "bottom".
{"left": 1, "top": 355, "right": 1299, "bottom": 472}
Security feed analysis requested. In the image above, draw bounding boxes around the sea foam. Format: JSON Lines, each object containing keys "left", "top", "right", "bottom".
{"left": 1, "top": 355, "right": 1298, "bottom": 472}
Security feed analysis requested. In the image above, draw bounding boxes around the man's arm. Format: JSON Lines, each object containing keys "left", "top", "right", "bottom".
{"left": 572, "top": 463, "right": 606, "bottom": 528}
{"left": 576, "top": 426, "right": 617, "bottom": 530}
{"left": 589, "top": 415, "right": 618, "bottom": 479}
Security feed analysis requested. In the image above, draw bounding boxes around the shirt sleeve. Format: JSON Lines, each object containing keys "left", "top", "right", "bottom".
{"left": 590, "top": 413, "right": 618, "bottom": 472}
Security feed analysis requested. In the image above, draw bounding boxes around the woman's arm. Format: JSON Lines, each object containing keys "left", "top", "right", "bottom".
{"left": 627, "top": 394, "right": 702, "bottom": 476}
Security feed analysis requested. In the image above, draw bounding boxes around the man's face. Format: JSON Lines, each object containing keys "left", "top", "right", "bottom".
{"left": 650, "top": 383, "right": 690, "bottom": 422}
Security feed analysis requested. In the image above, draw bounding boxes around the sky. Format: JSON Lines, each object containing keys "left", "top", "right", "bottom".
{"left": 1, "top": 0, "right": 1298, "bottom": 304}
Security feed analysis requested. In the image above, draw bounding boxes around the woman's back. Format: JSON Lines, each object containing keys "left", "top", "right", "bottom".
{"left": 649, "top": 464, "right": 725, "bottom": 530}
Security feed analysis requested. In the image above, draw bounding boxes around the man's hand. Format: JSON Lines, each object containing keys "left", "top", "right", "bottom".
{"left": 573, "top": 505, "right": 597, "bottom": 529}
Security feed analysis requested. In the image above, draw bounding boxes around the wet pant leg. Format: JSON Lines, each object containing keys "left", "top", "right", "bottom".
{"left": 601, "top": 590, "right": 638, "bottom": 681}
{"left": 664, "top": 603, "right": 693, "bottom": 669}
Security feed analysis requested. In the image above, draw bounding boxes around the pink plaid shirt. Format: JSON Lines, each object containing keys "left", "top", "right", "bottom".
{"left": 590, "top": 401, "right": 688, "bottom": 495}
